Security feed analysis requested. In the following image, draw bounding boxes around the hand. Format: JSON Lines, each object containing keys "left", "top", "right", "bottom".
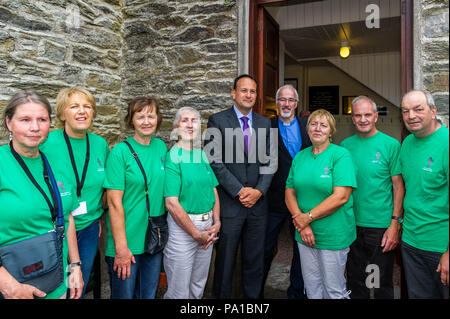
{"left": 437, "top": 250, "right": 449, "bottom": 286}
{"left": 114, "top": 247, "right": 136, "bottom": 280}
{"left": 381, "top": 222, "right": 400, "bottom": 253}
{"left": 239, "top": 188, "right": 262, "bottom": 208}
{"left": 292, "top": 212, "right": 310, "bottom": 232}
{"left": 68, "top": 266, "right": 84, "bottom": 299}
{"left": 2, "top": 282, "right": 46, "bottom": 299}
{"left": 300, "top": 226, "right": 315, "bottom": 247}
{"left": 203, "top": 221, "right": 221, "bottom": 249}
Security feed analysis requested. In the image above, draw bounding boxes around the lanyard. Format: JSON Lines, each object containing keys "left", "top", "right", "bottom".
{"left": 123, "top": 141, "right": 150, "bottom": 215}
{"left": 9, "top": 141, "right": 61, "bottom": 227}
{"left": 63, "top": 130, "right": 90, "bottom": 200}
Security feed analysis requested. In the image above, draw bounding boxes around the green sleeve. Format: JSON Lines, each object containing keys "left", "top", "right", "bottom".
{"left": 332, "top": 148, "right": 357, "bottom": 188}
{"left": 164, "top": 151, "right": 182, "bottom": 198}
{"left": 389, "top": 141, "right": 402, "bottom": 176}
{"left": 285, "top": 156, "right": 297, "bottom": 189}
{"left": 103, "top": 144, "right": 126, "bottom": 190}
{"left": 208, "top": 163, "right": 219, "bottom": 188}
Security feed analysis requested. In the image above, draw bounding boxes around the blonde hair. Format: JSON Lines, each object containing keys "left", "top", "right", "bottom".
{"left": 307, "top": 109, "right": 337, "bottom": 138}
{"left": 55, "top": 87, "right": 96, "bottom": 128}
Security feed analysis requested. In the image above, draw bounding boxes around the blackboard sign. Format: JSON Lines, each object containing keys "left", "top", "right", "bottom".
{"left": 308, "top": 86, "right": 339, "bottom": 114}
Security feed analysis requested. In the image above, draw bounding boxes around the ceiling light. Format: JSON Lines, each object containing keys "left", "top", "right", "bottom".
{"left": 340, "top": 42, "right": 350, "bottom": 59}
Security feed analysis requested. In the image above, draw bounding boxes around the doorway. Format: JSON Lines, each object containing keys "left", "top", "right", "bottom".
{"left": 248, "top": 0, "right": 413, "bottom": 298}
{"left": 249, "top": 0, "right": 413, "bottom": 143}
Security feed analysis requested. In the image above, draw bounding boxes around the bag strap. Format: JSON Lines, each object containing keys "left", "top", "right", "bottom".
{"left": 123, "top": 141, "right": 150, "bottom": 215}
{"left": 42, "top": 152, "right": 64, "bottom": 229}
{"left": 9, "top": 141, "right": 64, "bottom": 229}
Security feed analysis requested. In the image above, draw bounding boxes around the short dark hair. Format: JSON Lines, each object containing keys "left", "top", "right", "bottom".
{"left": 124, "top": 96, "right": 162, "bottom": 131}
{"left": 2, "top": 90, "right": 52, "bottom": 132}
{"left": 233, "top": 74, "right": 257, "bottom": 90}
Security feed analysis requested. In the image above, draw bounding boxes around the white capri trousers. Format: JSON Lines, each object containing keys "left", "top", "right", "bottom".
{"left": 163, "top": 211, "right": 214, "bottom": 299}
{"left": 297, "top": 243, "right": 351, "bottom": 299}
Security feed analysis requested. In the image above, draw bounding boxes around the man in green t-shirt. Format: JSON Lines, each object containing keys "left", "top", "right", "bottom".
{"left": 341, "top": 96, "right": 405, "bottom": 299}
{"left": 400, "top": 90, "right": 449, "bottom": 299}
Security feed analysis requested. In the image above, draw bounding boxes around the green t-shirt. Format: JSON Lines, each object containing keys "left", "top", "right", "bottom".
{"left": 103, "top": 137, "right": 167, "bottom": 257}
{"left": 40, "top": 129, "right": 110, "bottom": 231}
{"left": 0, "top": 145, "right": 78, "bottom": 299}
{"left": 286, "top": 143, "right": 357, "bottom": 250}
{"left": 340, "top": 131, "right": 401, "bottom": 228}
{"left": 399, "top": 126, "right": 449, "bottom": 253}
{"left": 164, "top": 146, "right": 219, "bottom": 214}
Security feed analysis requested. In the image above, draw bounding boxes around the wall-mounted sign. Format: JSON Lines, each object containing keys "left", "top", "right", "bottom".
{"left": 308, "top": 85, "right": 339, "bottom": 114}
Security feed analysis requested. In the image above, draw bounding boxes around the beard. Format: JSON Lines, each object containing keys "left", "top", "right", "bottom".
{"left": 280, "top": 110, "right": 292, "bottom": 119}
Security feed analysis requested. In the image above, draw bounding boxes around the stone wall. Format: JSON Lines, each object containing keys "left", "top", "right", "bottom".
{"left": 0, "top": 0, "right": 124, "bottom": 145}
{"left": 0, "top": 0, "right": 239, "bottom": 146}
{"left": 416, "top": 0, "right": 449, "bottom": 126}
{"left": 121, "top": 0, "right": 238, "bottom": 142}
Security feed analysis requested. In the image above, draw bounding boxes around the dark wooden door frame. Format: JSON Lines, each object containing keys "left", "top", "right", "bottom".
{"left": 249, "top": 0, "right": 414, "bottom": 112}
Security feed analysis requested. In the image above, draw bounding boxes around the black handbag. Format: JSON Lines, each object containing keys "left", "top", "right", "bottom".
{"left": 124, "top": 140, "right": 168, "bottom": 255}
{"left": 0, "top": 143, "right": 65, "bottom": 295}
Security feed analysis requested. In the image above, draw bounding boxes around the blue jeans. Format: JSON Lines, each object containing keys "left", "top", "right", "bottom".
{"left": 263, "top": 211, "right": 305, "bottom": 298}
{"left": 105, "top": 252, "right": 162, "bottom": 299}
{"left": 67, "top": 219, "right": 99, "bottom": 299}
{"left": 401, "top": 242, "right": 449, "bottom": 299}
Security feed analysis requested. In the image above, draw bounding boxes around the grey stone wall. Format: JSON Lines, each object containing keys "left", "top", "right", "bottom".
{"left": 0, "top": 0, "right": 239, "bottom": 146}
{"left": 121, "top": 0, "right": 238, "bottom": 141}
{"left": 0, "top": 0, "right": 124, "bottom": 145}
{"left": 416, "top": 0, "right": 449, "bottom": 126}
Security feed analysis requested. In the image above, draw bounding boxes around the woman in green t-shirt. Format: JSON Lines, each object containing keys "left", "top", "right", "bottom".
{"left": 40, "top": 87, "right": 109, "bottom": 298}
{"left": 164, "top": 107, "right": 221, "bottom": 299}
{"left": 285, "top": 109, "right": 357, "bottom": 299}
{"left": 0, "top": 91, "right": 81, "bottom": 299}
{"left": 104, "top": 97, "right": 166, "bottom": 299}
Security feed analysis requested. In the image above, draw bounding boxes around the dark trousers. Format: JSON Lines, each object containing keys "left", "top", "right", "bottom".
{"left": 346, "top": 226, "right": 395, "bottom": 299}
{"left": 213, "top": 208, "right": 267, "bottom": 299}
{"left": 262, "top": 210, "right": 305, "bottom": 298}
{"left": 401, "top": 242, "right": 449, "bottom": 299}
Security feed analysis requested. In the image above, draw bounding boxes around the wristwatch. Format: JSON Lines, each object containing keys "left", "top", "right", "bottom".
{"left": 69, "top": 261, "right": 82, "bottom": 270}
{"left": 392, "top": 216, "right": 403, "bottom": 224}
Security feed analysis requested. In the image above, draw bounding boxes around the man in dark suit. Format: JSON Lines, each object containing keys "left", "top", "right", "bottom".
{"left": 262, "top": 84, "right": 311, "bottom": 299}
{"left": 205, "top": 74, "right": 276, "bottom": 299}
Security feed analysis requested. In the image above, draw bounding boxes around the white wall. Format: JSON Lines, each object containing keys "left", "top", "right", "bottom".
{"left": 285, "top": 61, "right": 402, "bottom": 144}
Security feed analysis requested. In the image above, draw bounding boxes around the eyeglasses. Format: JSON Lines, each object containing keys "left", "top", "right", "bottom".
{"left": 277, "top": 98, "right": 297, "bottom": 104}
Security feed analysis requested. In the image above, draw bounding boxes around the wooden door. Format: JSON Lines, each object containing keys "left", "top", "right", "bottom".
{"left": 254, "top": 7, "right": 280, "bottom": 117}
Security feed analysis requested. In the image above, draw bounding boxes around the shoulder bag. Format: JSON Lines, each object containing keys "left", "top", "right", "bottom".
{"left": 123, "top": 140, "right": 168, "bottom": 255}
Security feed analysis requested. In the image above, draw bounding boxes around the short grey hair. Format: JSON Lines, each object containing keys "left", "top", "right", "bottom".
{"left": 402, "top": 90, "right": 436, "bottom": 109}
{"left": 173, "top": 106, "right": 201, "bottom": 128}
{"left": 351, "top": 95, "right": 377, "bottom": 113}
{"left": 275, "top": 85, "right": 299, "bottom": 103}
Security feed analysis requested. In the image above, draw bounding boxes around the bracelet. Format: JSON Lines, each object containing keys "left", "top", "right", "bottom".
{"left": 308, "top": 211, "right": 313, "bottom": 221}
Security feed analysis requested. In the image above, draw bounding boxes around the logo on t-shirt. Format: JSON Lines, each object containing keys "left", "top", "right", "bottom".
{"left": 372, "top": 152, "right": 381, "bottom": 164}
{"left": 96, "top": 158, "right": 105, "bottom": 172}
{"left": 422, "top": 157, "right": 434, "bottom": 172}
{"left": 320, "top": 166, "right": 331, "bottom": 178}
{"left": 160, "top": 156, "right": 164, "bottom": 170}
{"left": 57, "top": 181, "right": 71, "bottom": 197}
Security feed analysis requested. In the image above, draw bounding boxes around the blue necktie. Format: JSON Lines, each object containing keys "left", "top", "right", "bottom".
{"left": 241, "top": 116, "right": 250, "bottom": 153}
